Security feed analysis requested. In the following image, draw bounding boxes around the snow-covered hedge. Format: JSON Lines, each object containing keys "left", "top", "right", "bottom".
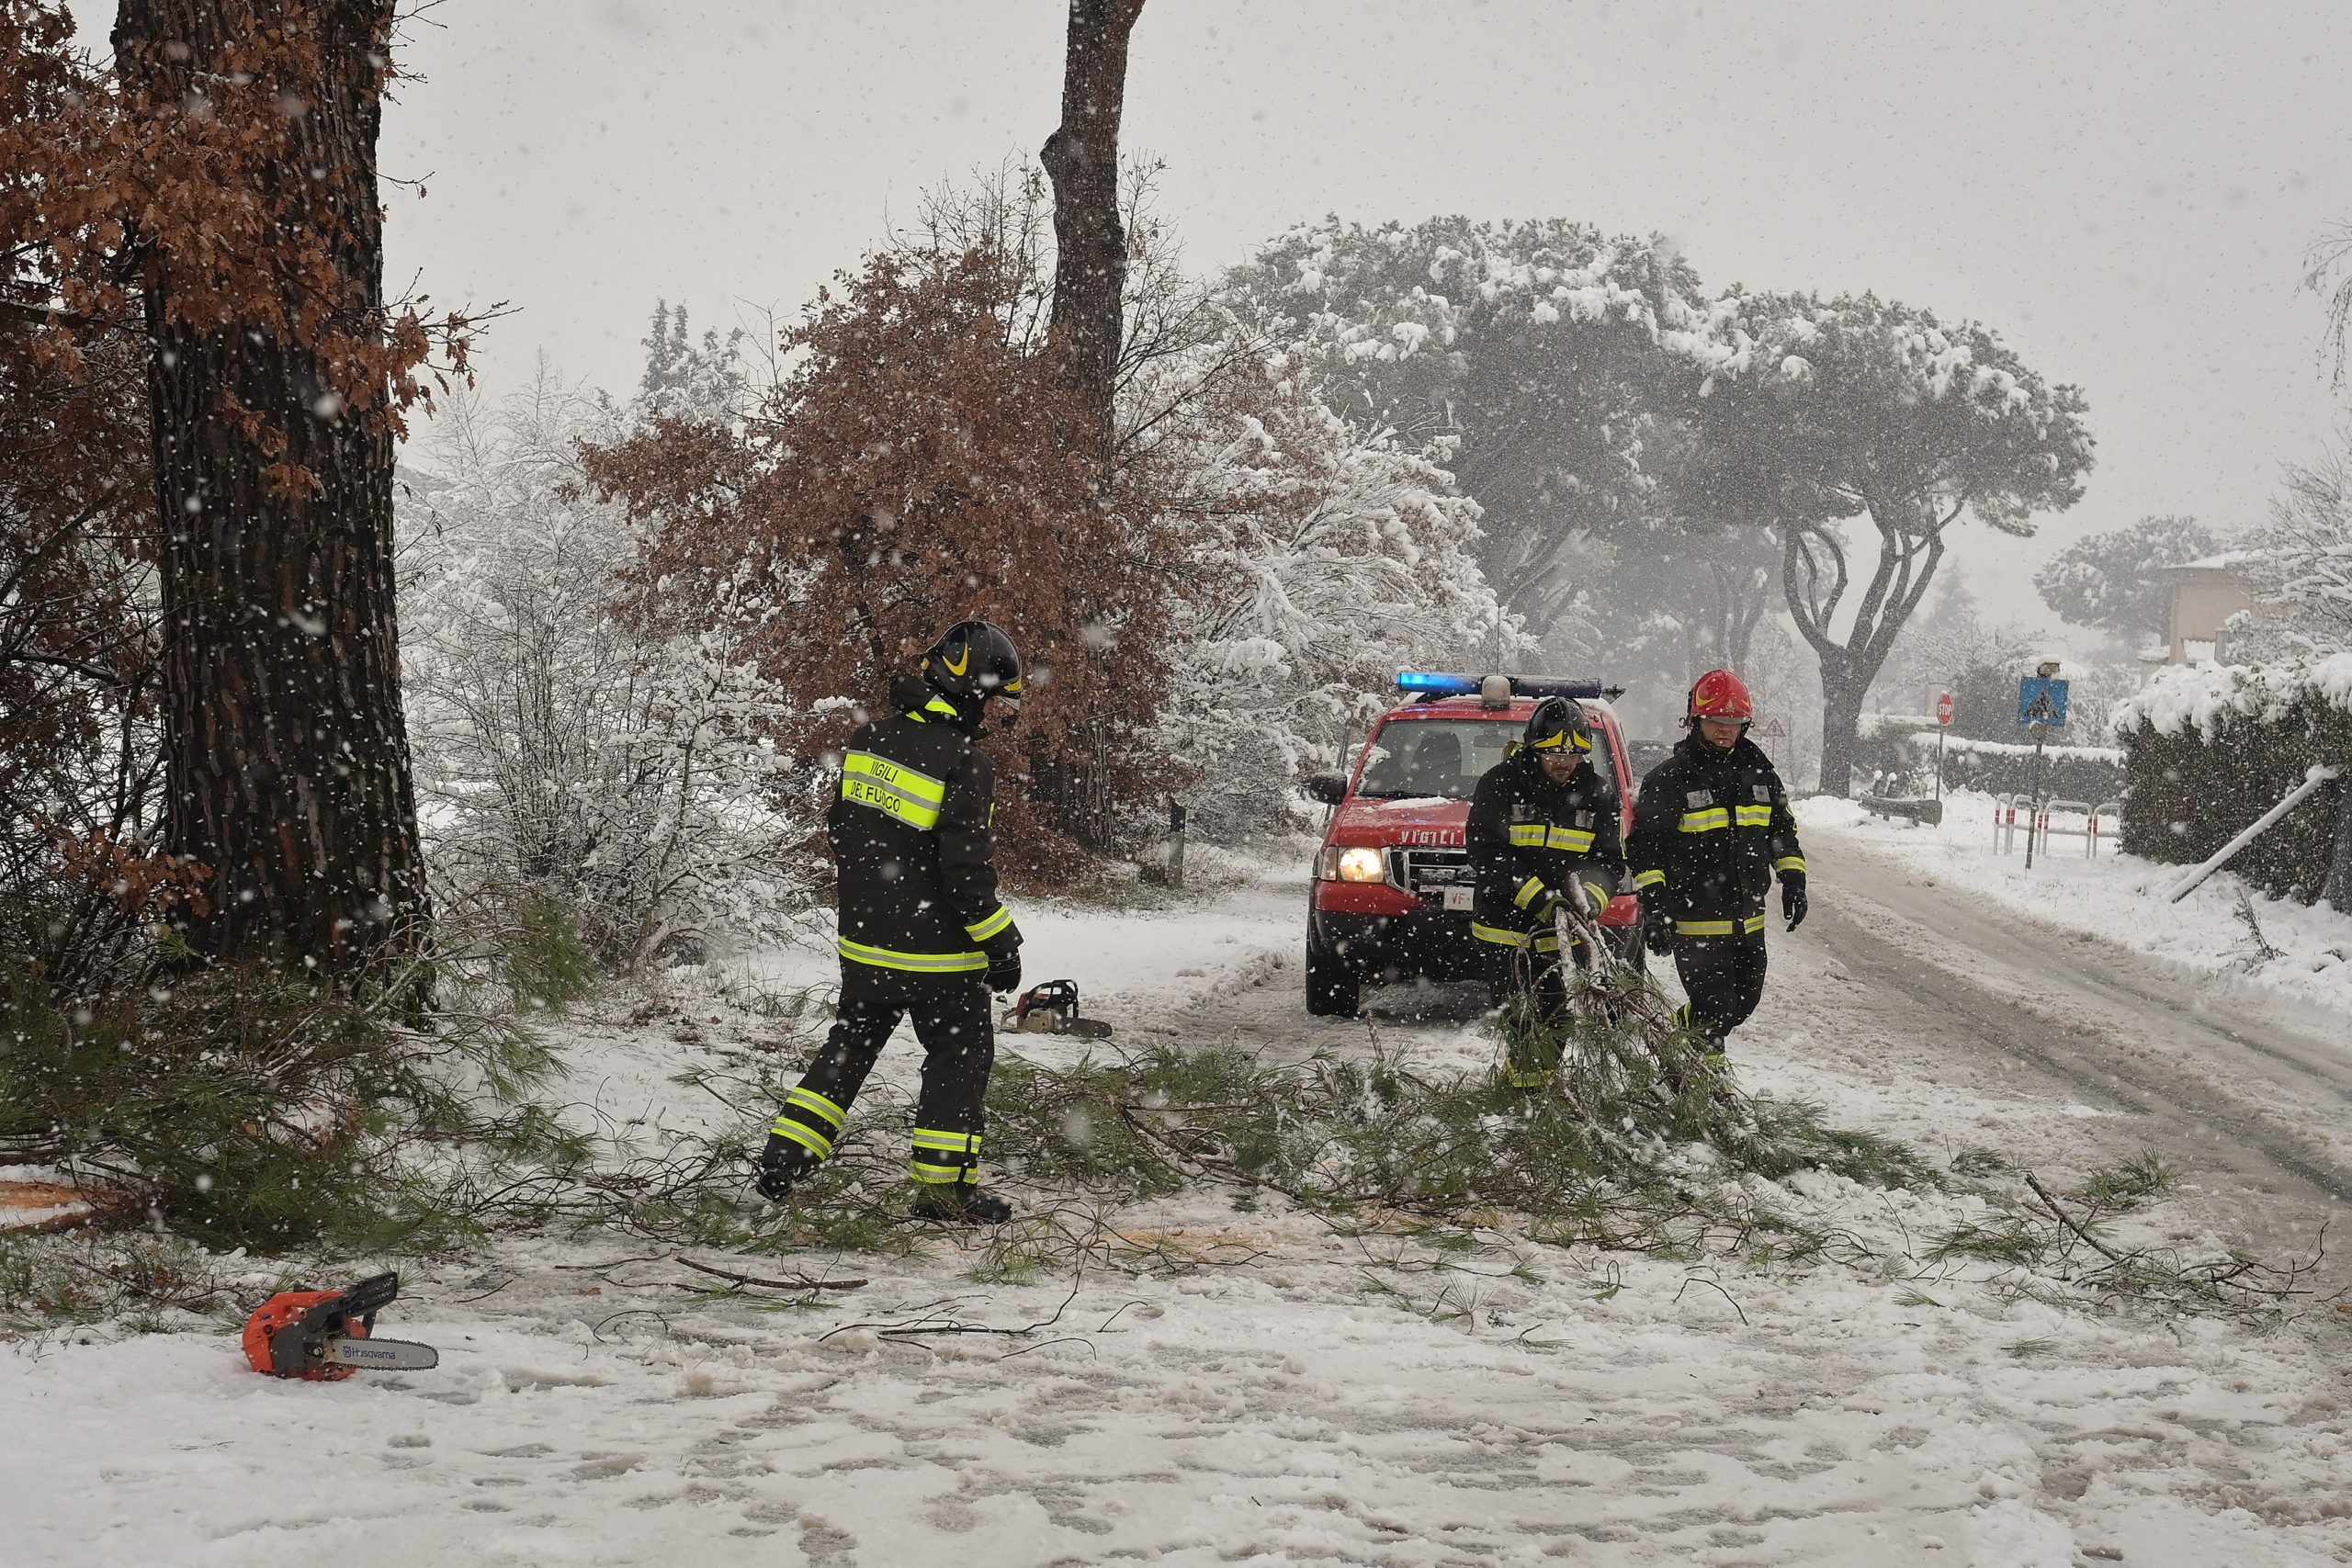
{"left": 1850, "top": 716, "right": 2124, "bottom": 802}
{"left": 2109, "top": 658, "right": 2352, "bottom": 902}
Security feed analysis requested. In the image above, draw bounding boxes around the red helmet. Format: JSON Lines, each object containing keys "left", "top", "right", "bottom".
{"left": 1687, "top": 669, "right": 1753, "bottom": 724}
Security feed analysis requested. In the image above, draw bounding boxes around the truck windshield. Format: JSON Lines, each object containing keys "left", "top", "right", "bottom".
{"left": 1353, "top": 718, "right": 1619, "bottom": 802}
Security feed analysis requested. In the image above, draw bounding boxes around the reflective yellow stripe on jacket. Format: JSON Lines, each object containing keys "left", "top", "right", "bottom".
{"left": 1774, "top": 855, "right": 1806, "bottom": 874}
{"left": 964, "top": 904, "right": 1014, "bottom": 942}
{"left": 1471, "top": 921, "right": 1563, "bottom": 953}
{"left": 1678, "top": 807, "right": 1732, "bottom": 833}
{"left": 841, "top": 750, "right": 949, "bottom": 830}
{"left": 1675, "top": 913, "right": 1769, "bottom": 938}
{"left": 1735, "top": 805, "right": 1774, "bottom": 828}
{"left": 1633, "top": 868, "right": 1667, "bottom": 890}
{"left": 837, "top": 937, "right": 988, "bottom": 973}
{"left": 1509, "top": 822, "right": 1596, "bottom": 851}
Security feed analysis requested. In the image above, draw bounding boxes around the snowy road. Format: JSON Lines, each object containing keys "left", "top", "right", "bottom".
{"left": 8, "top": 855, "right": 2352, "bottom": 1566}
{"left": 1798, "top": 824, "right": 2352, "bottom": 1282}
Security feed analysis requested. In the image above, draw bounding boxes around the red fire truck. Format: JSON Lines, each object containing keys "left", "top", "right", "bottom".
{"left": 1303, "top": 672, "right": 1641, "bottom": 1016}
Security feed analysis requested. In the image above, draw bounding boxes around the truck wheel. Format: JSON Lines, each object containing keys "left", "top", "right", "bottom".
{"left": 1305, "top": 925, "right": 1361, "bottom": 1017}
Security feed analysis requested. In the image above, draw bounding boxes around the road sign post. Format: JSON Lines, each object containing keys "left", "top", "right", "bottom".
{"left": 1933, "top": 691, "right": 1953, "bottom": 799}
{"left": 2018, "top": 667, "right": 2069, "bottom": 871}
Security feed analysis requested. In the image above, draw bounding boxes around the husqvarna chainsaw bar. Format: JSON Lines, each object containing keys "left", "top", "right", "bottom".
{"left": 243, "top": 1270, "right": 439, "bottom": 1380}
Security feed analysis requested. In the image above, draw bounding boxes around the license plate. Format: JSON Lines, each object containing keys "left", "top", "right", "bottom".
{"left": 1442, "top": 887, "right": 1473, "bottom": 911}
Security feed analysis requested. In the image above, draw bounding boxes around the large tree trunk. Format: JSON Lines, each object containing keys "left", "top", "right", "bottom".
{"left": 1815, "top": 658, "right": 1868, "bottom": 799}
{"left": 115, "top": 1, "right": 428, "bottom": 985}
{"left": 1041, "top": 0, "right": 1146, "bottom": 450}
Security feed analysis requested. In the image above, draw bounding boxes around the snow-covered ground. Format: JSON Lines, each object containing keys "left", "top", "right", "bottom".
{"left": 1797, "top": 790, "right": 2352, "bottom": 1026}
{"left": 6, "top": 849, "right": 2352, "bottom": 1566}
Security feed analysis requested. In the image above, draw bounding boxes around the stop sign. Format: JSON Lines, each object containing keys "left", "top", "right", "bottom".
{"left": 1935, "top": 692, "right": 1955, "bottom": 727}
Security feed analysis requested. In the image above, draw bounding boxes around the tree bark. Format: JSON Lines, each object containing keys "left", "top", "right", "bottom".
{"left": 1041, "top": 0, "right": 1145, "bottom": 451}
{"left": 115, "top": 0, "right": 429, "bottom": 986}
{"left": 1815, "top": 657, "right": 1868, "bottom": 799}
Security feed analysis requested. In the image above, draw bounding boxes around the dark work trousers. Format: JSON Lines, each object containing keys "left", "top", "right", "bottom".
{"left": 772, "top": 962, "right": 995, "bottom": 1185}
{"left": 1673, "top": 933, "right": 1769, "bottom": 1045}
{"left": 1487, "top": 936, "right": 1589, "bottom": 1088}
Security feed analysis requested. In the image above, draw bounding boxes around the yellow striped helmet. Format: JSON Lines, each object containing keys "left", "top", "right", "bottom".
{"left": 1524, "top": 695, "right": 1591, "bottom": 753}
{"left": 922, "top": 620, "right": 1024, "bottom": 707}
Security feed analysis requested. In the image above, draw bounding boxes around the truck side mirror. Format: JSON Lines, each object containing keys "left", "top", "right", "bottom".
{"left": 1304, "top": 772, "right": 1348, "bottom": 807}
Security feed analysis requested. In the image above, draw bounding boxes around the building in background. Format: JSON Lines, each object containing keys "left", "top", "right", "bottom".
{"left": 2144, "top": 552, "right": 2255, "bottom": 672}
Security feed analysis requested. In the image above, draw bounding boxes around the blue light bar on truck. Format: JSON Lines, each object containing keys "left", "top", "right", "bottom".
{"left": 1395, "top": 671, "right": 1482, "bottom": 696}
{"left": 1396, "top": 671, "right": 1623, "bottom": 701}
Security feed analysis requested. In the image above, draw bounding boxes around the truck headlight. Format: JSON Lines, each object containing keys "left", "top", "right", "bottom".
{"left": 1318, "top": 846, "right": 1386, "bottom": 883}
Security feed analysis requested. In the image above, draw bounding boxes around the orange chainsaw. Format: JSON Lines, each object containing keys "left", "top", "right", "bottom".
{"left": 242, "top": 1271, "right": 439, "bottom": 1381}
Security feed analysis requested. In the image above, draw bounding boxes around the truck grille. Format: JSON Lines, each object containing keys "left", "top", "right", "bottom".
{"left": 1387, "top": 848, "right": 1474, "bottom": 897}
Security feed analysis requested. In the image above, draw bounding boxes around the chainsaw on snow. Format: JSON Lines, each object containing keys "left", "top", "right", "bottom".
{"left": 1007, "top": 978, "right": 1114, "bottom": 1039}
{"left": 242, "top": 1271, "right": 440, "bottom": 1381}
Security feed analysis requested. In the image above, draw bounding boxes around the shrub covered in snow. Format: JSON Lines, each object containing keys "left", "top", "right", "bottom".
{"left": 2109, "top": 657, "right": 2352, "bottom": 901}
{"left": 401, "top": 375, "right": 819, "bottom": 967}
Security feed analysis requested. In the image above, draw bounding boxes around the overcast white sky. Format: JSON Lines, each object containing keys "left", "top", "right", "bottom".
{"left": 85, "top": 1, "right": 2352, "bottom": 639}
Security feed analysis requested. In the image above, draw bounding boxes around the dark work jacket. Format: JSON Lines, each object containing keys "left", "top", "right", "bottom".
{"left": 1627, "top": 733, "right": 1804, "bottom": 939}
{"left": 1464, "top": 750, "right": 1626, "bottom": 946}
{"left": 828, "top": 694, "right": 1022, "bottom": 974}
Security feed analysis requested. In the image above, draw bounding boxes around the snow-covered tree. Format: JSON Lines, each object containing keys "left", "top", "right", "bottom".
{"left": 1220, "top": 218, "right": 1722, "bottom": 636}
{"left": 400, "top": 369, "right": 816, "bottom": 966}
{"left": 2239, "top": 449, "right": 2352, "bottom": 655}
{"left": 2033, "top": 513, "right": 2219, "bottom": 649}
{"left": 1679, "top": 291, "right": 2094, "bottom": 795}
{"left": 1154, "top": 355, "right": 1529, "bottom": 840}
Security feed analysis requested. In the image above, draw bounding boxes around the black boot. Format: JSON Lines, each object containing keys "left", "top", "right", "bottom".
{"left": 754, "top": 1135, "right": 820, "bottom": 1201}
{"left": 910, "top": 1184, "right": 1012, "bottom": 1225}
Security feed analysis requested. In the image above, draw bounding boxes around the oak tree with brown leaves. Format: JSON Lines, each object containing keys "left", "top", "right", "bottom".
{"left": 3, "top": 1, "right": 469, "bottom": 989}
{"left": 582, "top": 245, "right": 1182, "bottom": 881}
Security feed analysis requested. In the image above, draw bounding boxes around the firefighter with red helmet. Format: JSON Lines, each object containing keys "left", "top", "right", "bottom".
{"left": 1465, "top": 695, "right": 1627, "bottom": 1088}
{"left": 754, "top": 620, "right": 1027, "bottom": 1224}
{"left": 1626, "top": 670, "right": 1806, "bottom": 1061}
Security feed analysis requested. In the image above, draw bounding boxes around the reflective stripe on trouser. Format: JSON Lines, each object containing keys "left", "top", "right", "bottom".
{"left": 1672, "top": 931, "right": 1768, "bottom": 1044}
{"left": 1675, "top": 913, "right": 1768, "bottom": 937}
{"left": 774, "top": 961, "right": 994, "bottom": 1174}
{"left": 770, "top": 1085, "right": 847, "bottom": 1158}
{"left": 910, "top": 1126, "right": 981, "bottom": 1186}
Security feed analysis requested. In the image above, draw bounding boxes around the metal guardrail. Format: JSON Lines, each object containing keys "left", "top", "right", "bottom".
{"left": 1995, "top": 795, "right": 2123, "bottom": 858}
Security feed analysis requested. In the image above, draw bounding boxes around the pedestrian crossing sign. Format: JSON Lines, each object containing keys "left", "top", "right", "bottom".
{"left": 2018, "top": 676, "right": 2069, "bottom": 728}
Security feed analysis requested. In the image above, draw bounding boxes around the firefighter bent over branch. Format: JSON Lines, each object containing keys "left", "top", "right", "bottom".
{"left": 756, "top": 621, "right": 1027, "bottom": 1224}
{"left": 1466, "top": 696, "right": 1627, "bottom": 1089}
{"left": 1627, "top": 669, "right": 1807, "bottom": 1068}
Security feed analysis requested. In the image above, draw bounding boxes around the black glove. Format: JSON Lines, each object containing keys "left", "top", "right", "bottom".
{"left": 986, "top": 949, "right": 1023, "bottom": 995}
{"left": 1642, "top": 899, "right": 1677, "bottom": 955}
{"left": 1781, "top": 871, "right": 1808, "bottom": 932}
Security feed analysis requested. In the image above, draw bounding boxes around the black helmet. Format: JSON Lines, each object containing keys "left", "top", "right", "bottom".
{"left": 1522, "top": 695, "right": 1591, "bottom": 755}
{"left": 922, "top": 620, "right": 1024, "bottom": 707}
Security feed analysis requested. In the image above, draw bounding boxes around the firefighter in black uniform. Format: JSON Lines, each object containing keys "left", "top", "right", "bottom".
{"left": 1465, "top": 696, "right": 1627, "bottom": 1089}
{"left": 1626, "top": 669, "right": 1806, "bottom": 1062}
{"left": 755, "top": 621, "right": 1027, "bottom": 1224}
